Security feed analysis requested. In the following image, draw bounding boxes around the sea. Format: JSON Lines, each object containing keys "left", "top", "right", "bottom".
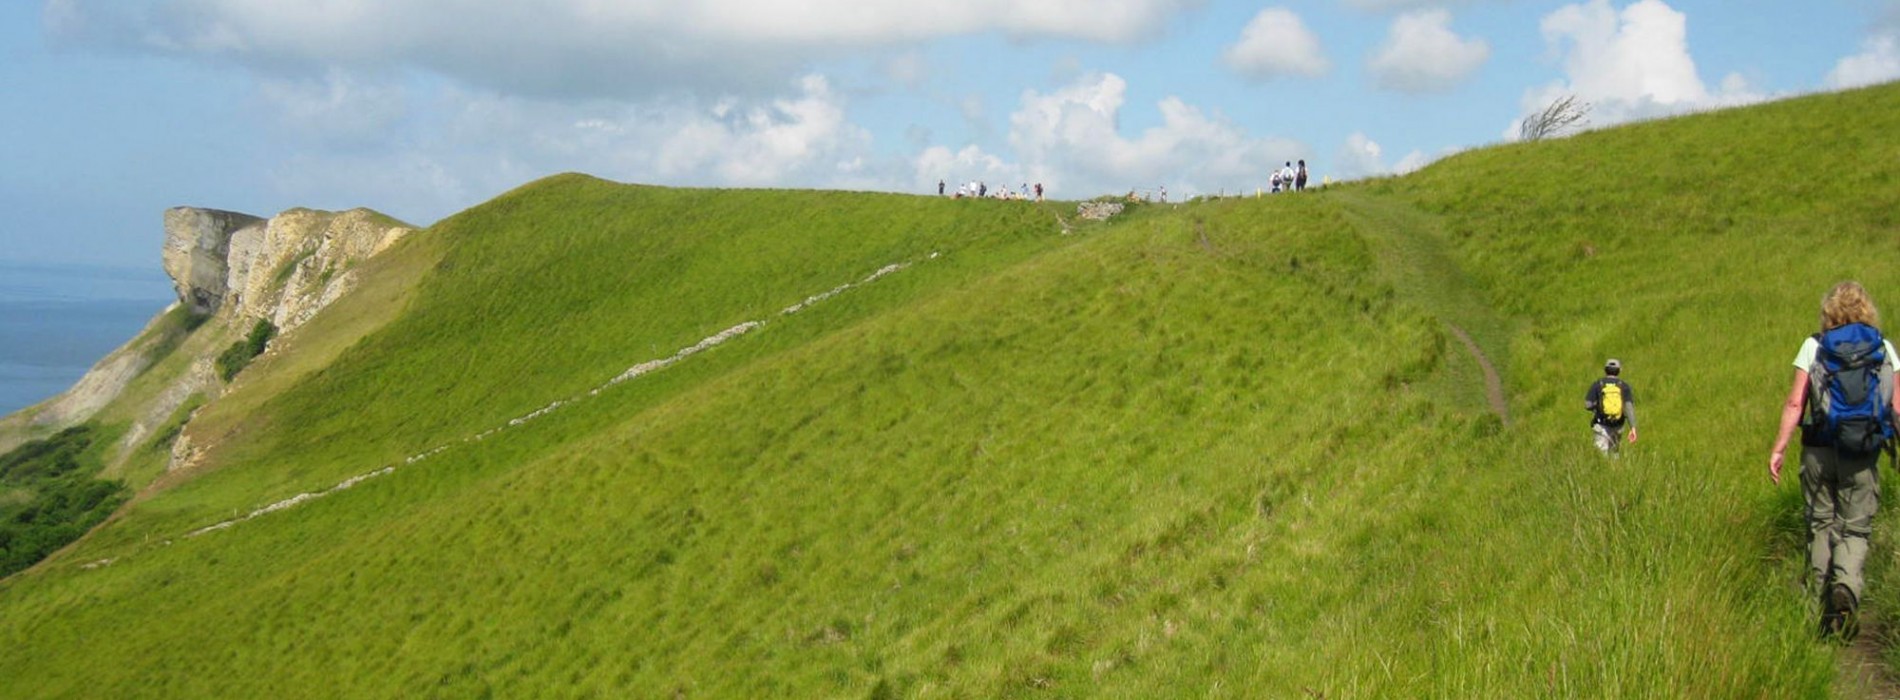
{"left": 0, "top": 262, "right": 175, "bottom": 418}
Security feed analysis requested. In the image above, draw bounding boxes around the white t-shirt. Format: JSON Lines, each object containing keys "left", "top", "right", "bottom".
{"left": 1793, "top": 336, "right": 1900, "bottom": 372}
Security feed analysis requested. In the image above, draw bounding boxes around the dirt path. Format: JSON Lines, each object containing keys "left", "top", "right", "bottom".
{"left": 1334, "top": 192, "right": 1511, "bottom": 426}
{"left": 1842, "top": 618, "right": 1900, "bottom": 700}
{"left": 1445, "top": 323, "right": 1510, "bottom": 426}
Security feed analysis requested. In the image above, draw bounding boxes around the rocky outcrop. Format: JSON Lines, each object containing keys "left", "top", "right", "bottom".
{"left": 166, "top": 206, "right": 413, "bottom": 333}
{"left": 162, "top": 208, "right": 265, "bottom": 315}
{"left": 116, "top": 356, "right": 216, "bottom": 462}
{"left": 1077, "top": 202, "right": 1125, "bottom": 221}
{"left": 218, "top": 208, "right": 412, "bottom": 333}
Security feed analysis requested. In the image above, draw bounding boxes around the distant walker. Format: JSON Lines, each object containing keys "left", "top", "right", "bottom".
{"left": 1584, "top": 358, "right": 1637, "bottom": 456}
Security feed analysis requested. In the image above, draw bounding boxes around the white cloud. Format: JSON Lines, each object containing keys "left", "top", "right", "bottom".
{"left": 49, "top": 0, "right": 1200, "bottom": 99}
{"left": 255, "top": 73, "right": 889, "bottom": 223}
{"left": 1393, "top": 150, "right": 1434, "bottom": 174}
{"left": 1333, "top": 132, "right": 1429, "bottom": 180}
{"left": 1368, "top": 10, "right": 1490, "bottom": 94}
{"left": 914, "top": 145, "right": 1022, "bottom": 194}
{"left": 1004, "top": 73, "right": 1308, "bottom": 197}
{"left": 1337, "top": 133, "right": 1385, "bottom": 179}
{"left": 1827, "top": 34, "right": 1900, "bottom": 90}
{"left": 1513, "top": 0, "right": 1761, "bottom": 139}
{"left": 659, "top": 75, "right": 875, "bottom": 186}
{"left": 1222, "top": 8, "right": 1330, "bottom": 80}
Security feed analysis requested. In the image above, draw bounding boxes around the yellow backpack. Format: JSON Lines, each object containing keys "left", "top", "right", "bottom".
{"left": 1600, "top": 382, "right": 1625, "bottom": 425}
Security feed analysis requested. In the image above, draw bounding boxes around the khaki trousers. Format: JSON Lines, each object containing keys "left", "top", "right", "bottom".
{"left": 1592, "top": 423, "right": 1624, "bottom": 455}
{"left": 1800, "top": 445, "right": 1882, "bottom": 600}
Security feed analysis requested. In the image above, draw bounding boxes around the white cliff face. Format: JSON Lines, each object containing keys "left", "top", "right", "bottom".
{"left": 161, "top": 208, "right": 265, "bottom": 316}
{"left": 162, "top": 205, "right": 412, "bottom": 331}
{"left": 222, "top": 208, "right": 412, "bottom": 334}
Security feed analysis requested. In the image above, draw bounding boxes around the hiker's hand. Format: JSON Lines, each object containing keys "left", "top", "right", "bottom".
{"left": 1626, "top": 428, "right": 1637, "bottom": 444}
{"left": 1769, "top": 452, "right": 1784, "bottom": 485}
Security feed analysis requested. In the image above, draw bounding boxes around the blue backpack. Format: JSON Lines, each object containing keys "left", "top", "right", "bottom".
{"left": 1806, "top": 323, "right": 1896, "bottom": 455}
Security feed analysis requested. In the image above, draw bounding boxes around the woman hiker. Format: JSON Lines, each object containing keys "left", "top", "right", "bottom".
{"left": 1769, "top": 281, "right": 1900, "bottom": 639}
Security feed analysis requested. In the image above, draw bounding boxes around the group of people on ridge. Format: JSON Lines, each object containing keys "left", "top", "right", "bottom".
{"left": 1596, "top": 281, "right": 1896, "bottom": 641}
{"left": 940, "top": 179, "right": 1042, "bottom": 201}
{"left": 936, "top": 157, "right": 1314, "bottom": 204}
{"left": 1270, "top": 160, "right": 1309, "bottom": 193}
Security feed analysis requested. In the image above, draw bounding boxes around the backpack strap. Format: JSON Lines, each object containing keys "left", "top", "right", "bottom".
{"left": 1803, "top": 333, "right": 1829, "bottom": 445}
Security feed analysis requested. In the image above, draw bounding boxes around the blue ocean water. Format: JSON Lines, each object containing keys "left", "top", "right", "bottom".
{"left": 0, "top": 262, "right": 174, "bottom": 417}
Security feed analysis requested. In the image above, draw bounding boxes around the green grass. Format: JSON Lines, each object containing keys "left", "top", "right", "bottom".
{"left": 3, "top": 84, "right": 1899, "bottom": 697}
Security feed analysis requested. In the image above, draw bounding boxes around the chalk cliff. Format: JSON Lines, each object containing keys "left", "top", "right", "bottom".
{"left": 163, "top": 206, "right": 413, "bottom": 333}
{"left": 0, "top": 206, "right": 416, "bottom": 458}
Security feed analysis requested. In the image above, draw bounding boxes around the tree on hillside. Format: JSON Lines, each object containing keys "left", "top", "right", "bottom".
{"left": 1519, "top": 95, "right": 1592, "bottom": 141}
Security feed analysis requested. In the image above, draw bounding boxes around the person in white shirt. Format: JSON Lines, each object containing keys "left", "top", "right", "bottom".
{"left": 1769, "top": 281, "right": 1900, "bottom": 639}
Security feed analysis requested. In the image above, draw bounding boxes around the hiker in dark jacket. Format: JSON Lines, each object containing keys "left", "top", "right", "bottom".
{"left": 1769, "top": 281, "right": 1900, "bottom": 639}
{"left": 1584, "top": 359, "right": 1637, "bottom": 455}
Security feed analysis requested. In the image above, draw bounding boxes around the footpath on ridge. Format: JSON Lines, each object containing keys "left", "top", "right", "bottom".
{"left": 1333, "top": 192, "right": 1512, "bottom": 426}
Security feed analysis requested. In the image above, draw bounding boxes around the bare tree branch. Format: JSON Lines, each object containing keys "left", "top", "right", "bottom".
{"left": 1519, "top": 95, "right": 1592, "bottom": 141}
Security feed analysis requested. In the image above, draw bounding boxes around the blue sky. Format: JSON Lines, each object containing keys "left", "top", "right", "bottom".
{"left": 4, "top": 0, "right": 1898, "bottom": 269}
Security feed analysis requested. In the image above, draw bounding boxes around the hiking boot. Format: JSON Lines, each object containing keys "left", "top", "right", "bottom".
{"left": 1829, "top": 584, "right": 1861, "bottom": 641}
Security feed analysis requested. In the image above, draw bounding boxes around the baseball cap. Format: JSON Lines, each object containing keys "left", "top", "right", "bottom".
{"left": 1605, "top": 358, "right": 1622, "bottom": 372}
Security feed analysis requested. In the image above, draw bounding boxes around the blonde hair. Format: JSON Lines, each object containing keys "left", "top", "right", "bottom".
{"left": 1821, "top": 281, "right": 1881, "bottom": 329}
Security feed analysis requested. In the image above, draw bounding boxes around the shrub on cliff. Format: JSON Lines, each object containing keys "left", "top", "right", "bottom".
{"left": 216, "top": 319, "right": 277, "bottom": 382}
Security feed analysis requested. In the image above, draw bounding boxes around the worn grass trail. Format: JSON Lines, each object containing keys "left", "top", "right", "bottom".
{"left": 1336, "top": 191, "right": 1513, "bottom": 426}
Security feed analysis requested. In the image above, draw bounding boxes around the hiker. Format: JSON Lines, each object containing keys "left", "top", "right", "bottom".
{"left": 1296, "top": 160, "right": 1309, "bottom": 192}
{"left": 1269, "top": 170, "right": 1283, "bottom": 193}
{"left": 1583, "top": 359, "right": 1638, "bottom": 455}
{"left": 1159, "top": 186, "right": 1167, "bottom": 203}
{"left": 1280, "top": 162, "right": 1296, "bottom": 191}
{"left": 939, "top": 179, "right": 945, "bottom": 196}
{"left": 1769, "top": 281, "right": 1900, "bottom": 639}
{"left": 1034, "top": 183, "right": 1043, "bottom": 201}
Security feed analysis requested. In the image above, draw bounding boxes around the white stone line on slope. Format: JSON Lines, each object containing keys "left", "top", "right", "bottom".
{"left": 152, "top": 254, "right": 935, "bottom": 552}
{"left": 183, "top": 466, "right": 396, "bottom": 539}
{"left": 596, "top": 321, "right": 762, "bottom": 392}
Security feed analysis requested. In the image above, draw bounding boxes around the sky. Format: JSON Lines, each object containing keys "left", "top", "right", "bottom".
{"left": 3, "top": 0, "right": 1898, "bottom": 269}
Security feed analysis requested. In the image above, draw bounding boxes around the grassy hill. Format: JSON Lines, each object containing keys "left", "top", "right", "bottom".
{"left": 2, "top": 83, "right": 1898, "bottom": 697}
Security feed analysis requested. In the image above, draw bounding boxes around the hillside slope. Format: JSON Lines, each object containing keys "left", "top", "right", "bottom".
{"left": 3, "top": 84, "right": 1899, "bottom": 697}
